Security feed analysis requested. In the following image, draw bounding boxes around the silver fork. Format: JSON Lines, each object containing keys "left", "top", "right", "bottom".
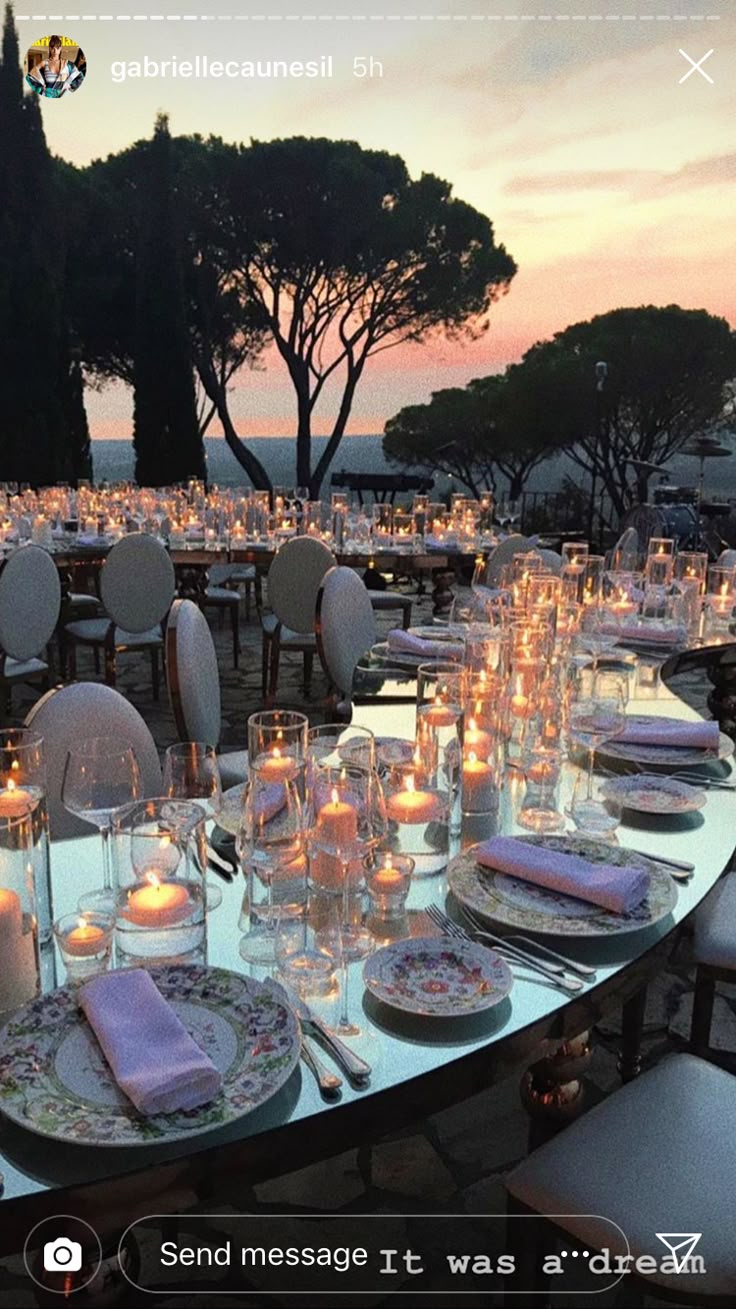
{"left": 426, "top": 904, "right": 584, "bottom": 994}
{"left": 460, "top": 905, "right": 596, "bottom": 979}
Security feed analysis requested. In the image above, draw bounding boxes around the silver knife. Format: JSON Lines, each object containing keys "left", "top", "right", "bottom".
{"left": 284, "top": 985, "right": 372, "bottom": 1084}
{"left": 624, "top": 847, "right": 694, "bottom": 873}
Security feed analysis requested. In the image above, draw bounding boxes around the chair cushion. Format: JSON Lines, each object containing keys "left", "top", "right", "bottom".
{"left": 219, "top": 749, "right": 249, "bottom": 790}
{"left": 205, "top": 586, "right": 240, "bottom": 604}
{"left": 1, "top": 656, "right": 48, "bottom": 682}
{"left": 65, "top": 619, "right": 162, "bottom": 647}
{"left": 69, "top": 593, "right": 101, "bottom": 608}
{"left": 262, "top": 612, "right": 315, "bottom": 648}
{"left": 229, "top": 566, "right": 255, "bottom": 582}
{"left": 694, "top": 872, "right": 736, "bottom": 968}
{"left": 506, "top": 1053, "right": 736, "bottom": 1297}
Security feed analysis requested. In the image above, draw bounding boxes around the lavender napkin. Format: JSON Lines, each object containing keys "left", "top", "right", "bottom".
{"left": 387, "top": 629, "right": 464, "bottom": 661}
{"left": 618, "top": 716, "right": 719, "bottom": 750}
{"left": 79, "top": 970, "right": 222, "bottom": 1116}
{"left": 254, "top": 782, "right": 287, "bottom": 824}
{"left": 476, "top": 836, "right": 650, "bottom": 915}
{"left": 613, "top": 622, "right": 687, "bottom": 646}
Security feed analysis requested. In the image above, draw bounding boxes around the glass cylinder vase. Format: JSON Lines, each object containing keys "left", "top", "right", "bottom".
{"left": 0, "top": 807, "right": 41, "bottom": 1015}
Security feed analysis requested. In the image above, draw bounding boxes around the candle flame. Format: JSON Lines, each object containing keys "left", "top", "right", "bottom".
{"left": 468, "top": 751, "right": 477, "bottom": 764}
{"left": 145, "top": 872, "right": 161, "bottom": 889}
{"left": 6, "top": 777, "right": 15, "bottom": 793}
{"left": 273, "top": 746, "right": 282, "bottom": 760}
{"left": 412, "top": 746, "right": 422, "bottom": 768}
{"left": 159, "top": 834, "right": 171, "bottom": 850}
{"left": 77, "top": 917, "right": 87, "bottom": 930}
{"left": 383, "top": 852, "right": 393, "bottom": 869}
{"left": 10, "top": 760, "right": 18, "bottom": 773}
{"left": 405, "top": 774, "right": 416, "bottom": 794}
{"left": 475, "top": 699, "right": 483, "bottom": 717}
{"left": 331, "top": 787, "right": 340, "bottom": 806}
{"left": 468, "top": 717, "right": 477, "bottom": 732}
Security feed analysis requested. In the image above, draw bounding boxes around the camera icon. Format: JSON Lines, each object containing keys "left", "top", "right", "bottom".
{"left": 43, "top": 1238, "right": 83, "bottom": 1273}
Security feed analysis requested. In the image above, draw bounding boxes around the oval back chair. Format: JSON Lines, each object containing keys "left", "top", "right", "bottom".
{"left": 262, "top": 536, "right": 335, "bottom": 705}
{"left": 0, "top": 545, "right": 61, "bottom": 702}
{"left": 316, "top": 566, "right": 377, "bottom": 716}
{"left": 25, "top": 681, "right": 162, "bottom": 839}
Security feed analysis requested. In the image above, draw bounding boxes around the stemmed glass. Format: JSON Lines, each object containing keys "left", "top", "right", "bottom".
{"left": 62, "top": 739, "right": 141, "bottom": 913}
{"left": 577, "top": 603, "right": 619, "bottom": 673}
{"left": 237, "top": 771, "right": 305, "bottom": 964}
{"left": 568, "top": 672, "right": 627, "bottom": 827}
{"left": 314, "top": 896, "right": 359, "bottom": 1037}
{"left": 163, "top": 742, "right": 224, "bottom": 910}
{"left": 163, "top": 742, "right": 222, "bottom": 818}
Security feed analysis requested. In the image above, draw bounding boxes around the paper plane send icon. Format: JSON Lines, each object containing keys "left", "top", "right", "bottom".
{"left": 655, "top": 1234, "right": 702, "bottom": 1271}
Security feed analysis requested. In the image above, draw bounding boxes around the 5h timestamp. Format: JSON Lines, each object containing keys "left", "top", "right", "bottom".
{"left": 353, "top": 56, "right": 383, "bottom": 79}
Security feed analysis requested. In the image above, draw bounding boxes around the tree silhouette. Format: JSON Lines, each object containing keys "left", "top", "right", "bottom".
{"left": 132, "top": 115, "right": 205, "bottom": 486}
{"left": 0, "top": 5, "right": 91, "bottom": 485}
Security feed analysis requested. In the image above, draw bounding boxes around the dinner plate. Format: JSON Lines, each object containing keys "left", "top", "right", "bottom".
{"left": 363, "top": 936, "right": 513, "bottom": 1017}
{"left": 598, "top": 715, "right": 733, "bottom": 768}
{"left": 600, "top": 773, "right": 706, "bottom": 815}
{"left": 0, "top": 965, "right": 300, "bottom": 1147}
{"left": 447, "top": 835, "right": 677, "bottom": 938}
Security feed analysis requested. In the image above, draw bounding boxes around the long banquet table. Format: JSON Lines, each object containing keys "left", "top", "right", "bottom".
{"left": 0, "top": 663, "right": 734, "bottom": 1251}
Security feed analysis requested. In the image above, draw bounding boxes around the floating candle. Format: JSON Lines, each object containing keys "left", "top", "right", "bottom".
{"left": 255, "top": 746, "right": 298, "bottom": 783}
{"left": 311, "top": 788, "right": 360, "bottom": 891}
{"left": 386, "top": 774, "right": 443, "bottom": 823}
{"left": 419, "top": 697, "right": 458, "bottom": 729}
{"left": 126, "top": 876, "right": 190, "bottom": 927}
{"left": 464, "top": 717, "right": 493, "bottom": 758}
{"left": 0, "top": 777, "right": 32, "bottom": 818}
{"left": 461, "top": 752, "right": 496, "bottom": 813}
{"left": 64, "top": 917, "right": 107, "bottom": 957}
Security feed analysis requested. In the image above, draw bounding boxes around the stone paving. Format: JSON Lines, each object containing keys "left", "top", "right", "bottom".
{"left": 5, "top": 588, "right": 731, "bottom": 1308}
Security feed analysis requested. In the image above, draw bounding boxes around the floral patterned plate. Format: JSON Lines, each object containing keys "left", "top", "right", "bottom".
{"left": 447, "top": 835, "right": 677, "bottom": 938}
{"left": 363, "top": 936, "right": 513, "bottom": 1017}
{"left": 0, "top": 965, "right": 300, "bottom": 1148}
{"left": 598, "top": 717, "right": 733, "bottom": 768}
{"left": 600, "top": 774, "right": 706, "bottom": 815}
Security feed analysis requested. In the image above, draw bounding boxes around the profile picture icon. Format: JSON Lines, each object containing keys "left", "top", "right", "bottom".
{"left": 25, "top": 33, "right": 86, "bottom": 99}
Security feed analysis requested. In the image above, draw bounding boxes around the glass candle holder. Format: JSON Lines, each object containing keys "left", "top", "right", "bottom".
{"left": 112, "top": 798, "right": 207, "bottom": 967}
{"left": 0, "top": 808, "right": 41, "bottom": 1014}
{"left": 706, "top": 566, "right": 736, "bottom": 626}
{"left": 364, "top": 851, "right": 414, "bottom": 921}
{"left": 645, "top": 541, "right": 674, "bottom": 587}
{"left": 561, "top": 541, "right": 589, "bottom": 569}
{"left": 582, "top": 555, "right": 605, "bottom": 606}
{"left": 675, "top": 552, "right": 708, "bottom": 594}
{"left": 385, "top": 761, "right": 451, "bottom": 877}
{"left": 248, "top": 710, "right": 308, "bottom": 795}
{"left": 307, "top": 763, "right": 380, "bottom": 894}
{"left": 464, "top": 624, "right": 511, "bottom": 678}
{"left": 238, "top": 771, "right": 306, "bottom": 963}
{"left": 307, "top": 723, "right": 375, "bottom": 774}
{"left": 518, "top": 746, "right": 565, "bottom": 833}
{"left": 54, "top": 911, "right": 114, "bottom": 983}
{"left": 0, "top": 728, "right": 51, "bottom": 945}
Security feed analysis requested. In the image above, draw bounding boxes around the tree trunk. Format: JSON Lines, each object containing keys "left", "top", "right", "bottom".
{"left": 296, "top": 382, "right": 312, "bottom": 491}
{"left": 309, "top": 363, "right": 364, "bottom": 497}
{"left": 194, "top": 352, "right": 272, "bottom": 491}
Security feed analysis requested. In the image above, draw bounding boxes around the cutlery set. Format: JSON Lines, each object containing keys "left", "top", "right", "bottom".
{"left": 426, "top": 903, "right": 590, "bottom": 994}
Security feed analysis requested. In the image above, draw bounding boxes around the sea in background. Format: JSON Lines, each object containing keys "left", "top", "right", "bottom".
{"left": 88, "top": 435, "right": 736, "bottom": 502}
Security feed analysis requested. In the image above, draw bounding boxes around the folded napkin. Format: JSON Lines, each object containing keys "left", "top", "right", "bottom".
{"left": 476, "top": 835, "right": 649, "bottom": 915}
{"left": 613, "top": 622, "right": 687, "bottom": 646}
{"left": 254, "top": 782, "right": 287, "bottom": 824}
{"left": 387, "top": 629, "right": 464, "bottom": 661}
{"left": 618, "top": 716, "right": 719, "bottom": 750}
{"left": 79, "top": 970, "right": 222, "bottom": 1116}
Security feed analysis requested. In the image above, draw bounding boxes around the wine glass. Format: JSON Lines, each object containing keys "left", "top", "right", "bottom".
{"left": 237, "top": 772, "right": 305, "bottom": 964}
{"left": 314, "top": 895, "right": 360, "bottom": 1037}
{"left": 578, "top": 603, "right": 619, "bottom": 673}
{"left": 569, "top": 673, "right": 626, "bottom": 817}
{"left": 163, "top": 742, "right": 224, "bottom": 910}
{"left": 63, "top": 740, "right": 141, "bottom": 913}
{"left": 163, "top": 742, "right": 222, "bottom": 817}
{"left": 274, "top": 904, "right": 334, "bottom": 998}
{"left": 567, "top": 769, "right": 623, "bottom": 843}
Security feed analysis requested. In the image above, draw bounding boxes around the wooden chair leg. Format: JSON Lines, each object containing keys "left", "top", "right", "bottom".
{"left": 267, "top": 637, "right": 280, "bottom": 707}
{"left": 68, "top": 640, "right": 77, "bottom": 682}
{"left": 104, "top": 645, "right": 116, "bottom": 688}
{"left": 93, "top": 645, "right": 100, "bottom": 675}
{"left": 244, "top": 580, "right": 252, "bottom": 622}
{"left": 150, "top": 647, "right": 160, "bottom": 701}
{"left": 691, "top": 965, "right": 716, "bottom": 1056}
{"left": 303, "top": 651, "right": 313, "bottom": 693}
{"left": 231, "top": 606, "right": 239, "bottom": 669}
{"left": 261, "top": 633, "right": 270, "bottom": 698}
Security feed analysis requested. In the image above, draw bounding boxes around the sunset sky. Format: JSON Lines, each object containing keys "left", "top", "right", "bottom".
{"left": 18, "top": 0, "right": 736, "bottom": 439}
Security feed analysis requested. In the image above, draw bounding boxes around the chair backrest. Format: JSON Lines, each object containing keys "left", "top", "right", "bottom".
{"left": 208, "top": 563, "right": 236, "bottom": 587}
{"left": 268, "top": 536, "right": 335, "bottom": 634}
{"left": 25, "top": 682, "right": 162, "bottom": 839}
{"left": 538, "top": 549, "right": 563, "bottom": 575}
{"left": 100, "top": 533, "right": 175, "bottom": 633}
{"left": 0, "top": 545, "right": 61, "bottom": 662}
{"left": 165, "top": 599, "right": 222, "bottom": 748}
{"left": 316, "top": 566, "right": 376, "bottom": 703}
{"left": 718, "top": 549, "right": 736, "bottom": 572}
{"left": 484, "top": 534, "right": 537, "bottom": 587}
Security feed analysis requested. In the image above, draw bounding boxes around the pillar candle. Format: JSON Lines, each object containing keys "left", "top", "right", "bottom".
{"left": 0, "top": 887, "right": 38, "bottom": 1011}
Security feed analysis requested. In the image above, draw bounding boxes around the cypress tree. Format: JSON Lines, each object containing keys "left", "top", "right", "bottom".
{"left": 133, "top": 114, "right": 205, "bottom": 486}
{"left": 0, "top": 6, "right": 91, "bottom": 485}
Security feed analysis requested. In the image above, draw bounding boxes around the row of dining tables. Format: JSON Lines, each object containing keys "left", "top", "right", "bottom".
{"left": 0, "top": 649, "right": 733, "bottom": 1257}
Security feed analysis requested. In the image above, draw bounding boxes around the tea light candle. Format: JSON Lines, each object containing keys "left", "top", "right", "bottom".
{"left": 126, "top": 876, "right": 190, "bottom": 927}
{"left": 64, "top": 917, "right": 107, "bottom": 957}
{"left": 371, "top": 853, "right": 405, "bottom": 892}
{"left": 0, "top": 887, "right": 38, "bottom": 1011}
{"left": 0, "top": 777, "right": 32, "bottom": 818}
{"left": 462, "top": 752, "right": 496, "bottom": 813}
{"left": 366, "top": 852, "right": 414, "bottom": 919}
{"left": 386, "top": 774, "right": 443, "bottom": 823}
{"left": 317, "top": 787, "right": 358, "bottom": 845}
